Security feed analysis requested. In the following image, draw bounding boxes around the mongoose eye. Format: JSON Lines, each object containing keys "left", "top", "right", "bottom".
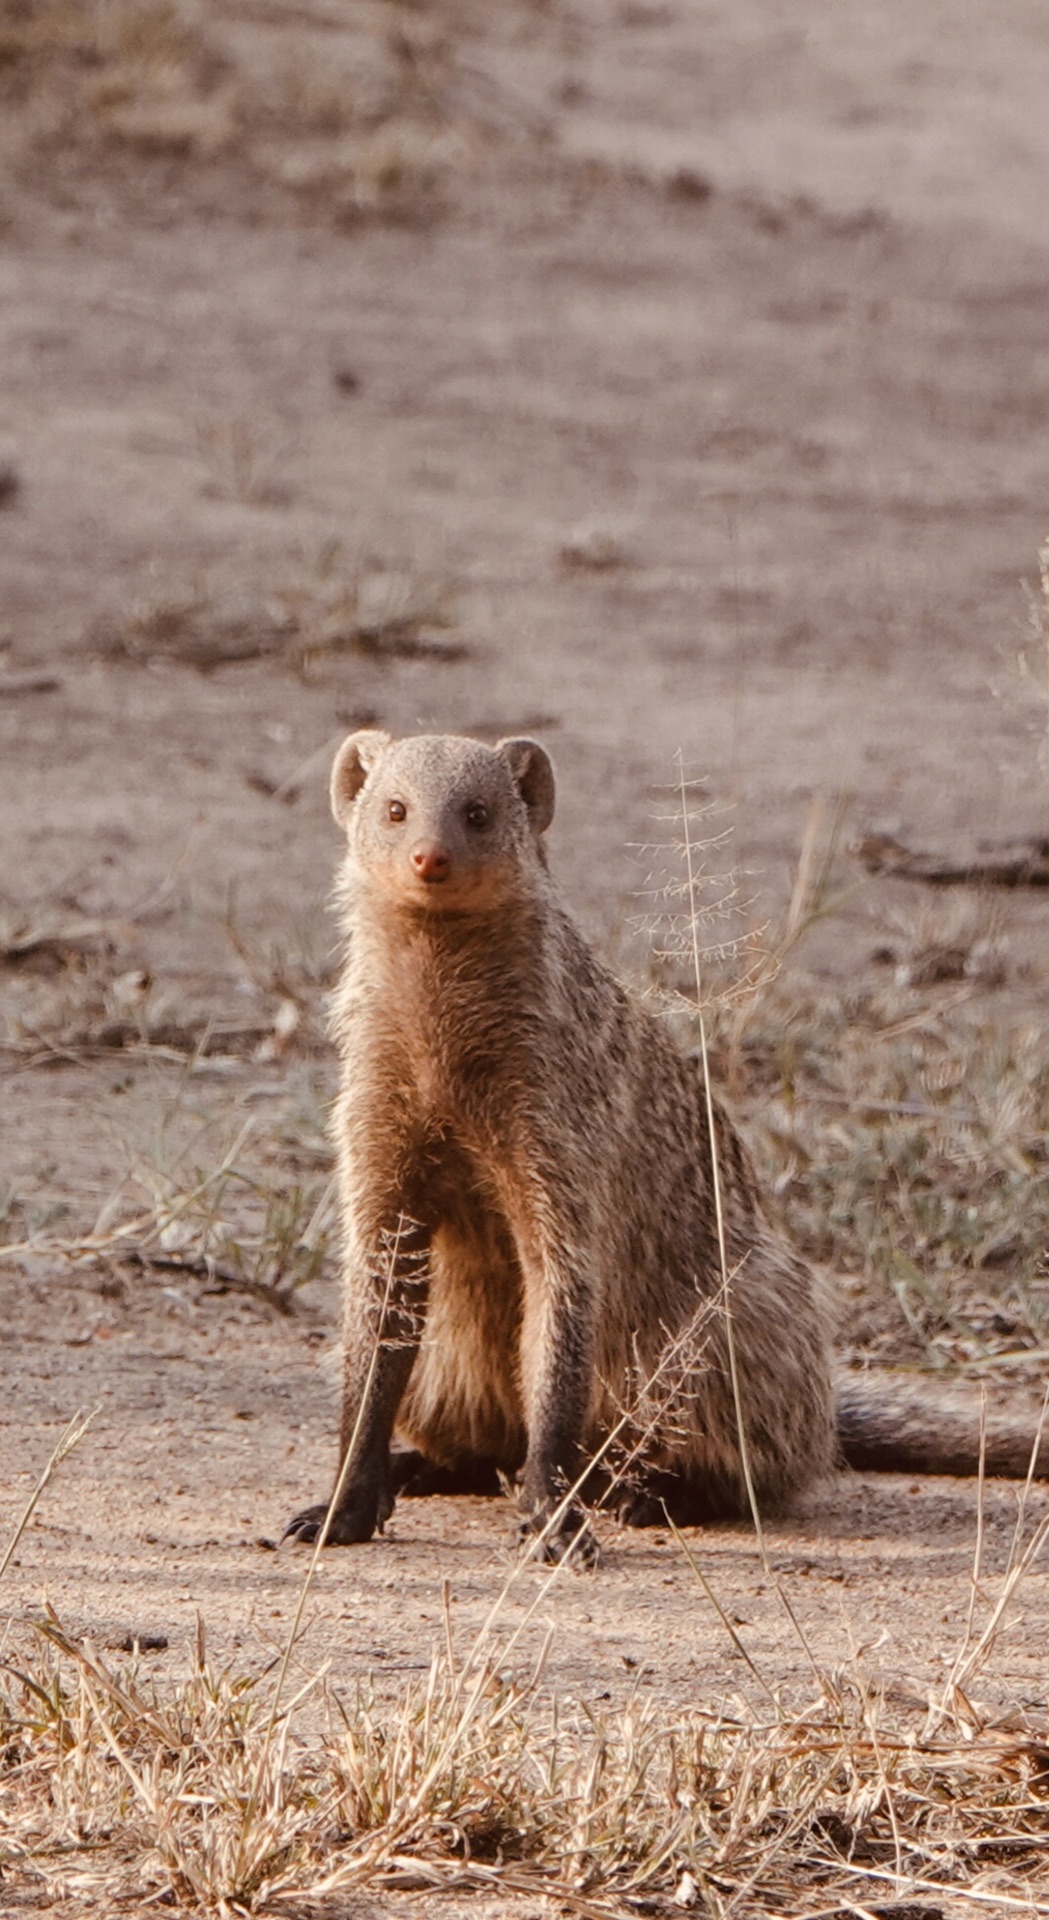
{"left": 388, "top": 799, "right": 407, "bottom": 823}
{"left": 465, "top": 802, "right": 489, "bottom": 829}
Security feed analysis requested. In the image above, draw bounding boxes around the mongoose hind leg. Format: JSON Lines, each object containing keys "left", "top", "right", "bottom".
{"left": 613, "top": 1468, "right": 752, "bottom": 1529}
{"left": 391, "top": 1446, "right": 504, "bottom": 1498}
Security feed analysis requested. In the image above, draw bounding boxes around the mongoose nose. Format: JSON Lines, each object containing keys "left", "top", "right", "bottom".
{"left": 411, "top": 844, "right": 451, "bottom": 883}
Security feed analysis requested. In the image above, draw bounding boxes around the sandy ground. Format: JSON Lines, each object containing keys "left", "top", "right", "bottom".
{"left": 3, "top": 2, "right": 1049, "bottom": 1909}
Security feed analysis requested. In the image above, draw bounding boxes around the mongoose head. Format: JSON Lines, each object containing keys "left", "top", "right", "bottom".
{"left": 331, "top": 730, "right": 555, "bottom": 913}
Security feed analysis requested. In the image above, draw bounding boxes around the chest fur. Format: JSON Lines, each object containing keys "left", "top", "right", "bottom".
{"left": 337, "top": 909, "right": 548, "bottom": 1129}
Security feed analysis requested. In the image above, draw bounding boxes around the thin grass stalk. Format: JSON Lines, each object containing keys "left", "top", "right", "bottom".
{"left": 943, "top": 1380, "right": 1049, "bottom": 1706}
{"left": 675, "top": 752, "right": 827, "bottom": 1688}
{"left": 950, "top": 1505, "right": 1049, "bottom": 1704}
{"left": 1004, "top": 1376, "right": 1049, "bottom": 1573}
{"left": 299, "top": 1169, "right": 338, "bottom": 1250}
{"left": 866, "top": 1712, "right": 904, "bottom": 1901}
{"left": 663, "top": 1513, "right": 779, "bottom": 1708}
{"left": 675, "top": 752, "right": 765, "bottom": 1555}
{"left": 0, "top": 1408, "right": 97, "bottom": 1583}
{"left": 783, "top": 793, "right": 826, "bottom": 948}
{"left": 935, "top": 1389, "right": 988, "bottom": 1722}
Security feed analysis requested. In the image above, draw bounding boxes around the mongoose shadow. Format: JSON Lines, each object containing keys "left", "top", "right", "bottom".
{"left": 284, "top": 732, "right": 1047, "bottom": 1560}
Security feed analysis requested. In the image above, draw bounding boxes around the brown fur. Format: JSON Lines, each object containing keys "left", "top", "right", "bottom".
{"left": 285, "top": 732, "right": 1046, "bottom": 1554}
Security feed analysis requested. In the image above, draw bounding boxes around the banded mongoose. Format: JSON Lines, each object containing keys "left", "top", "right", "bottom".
{"left": 285, "top": 731, "right": 1046, "bottom": 1555}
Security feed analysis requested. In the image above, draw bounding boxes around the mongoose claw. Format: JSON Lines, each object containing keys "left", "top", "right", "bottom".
{"left": 282, "top": 1498, "right": 379, "bottom": 1546}
{"left": 282, "top": 1504, "right": 329, "bottom": 1545}
{"left": 518, "top": 1506, "right": 600, "bottom": 1568}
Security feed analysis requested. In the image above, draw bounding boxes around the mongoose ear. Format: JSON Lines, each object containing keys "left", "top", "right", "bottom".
{"left": 330, "top": 730, "right": 392, "bottom": 830}
{"left": 498, "top": 737, "right": 555, "bottom": 836}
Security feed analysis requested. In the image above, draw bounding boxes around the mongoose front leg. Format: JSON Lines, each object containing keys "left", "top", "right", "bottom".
{"left": 514, "top": 1218, "right": 597, "bottom": 1563}
{"left": 284, "top": 1212, "right": 429, "bottom": 1545}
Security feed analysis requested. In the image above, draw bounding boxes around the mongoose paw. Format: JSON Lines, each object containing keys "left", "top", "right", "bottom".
{"left": 615, "top": 1483, "right": 671, "bottom": 1528}
{"left": 518, "top": 1505, "right": 600, "bottom": 1567}
{"left": 282, "top": 1497, "right": 381, "bottom": 1546}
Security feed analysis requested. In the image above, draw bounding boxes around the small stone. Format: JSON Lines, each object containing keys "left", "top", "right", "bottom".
{"left": 666, "top": 166, "right": 713, "bottom": 203}
{"left": 558, "top": 523, "right": 631, "bottom": 571}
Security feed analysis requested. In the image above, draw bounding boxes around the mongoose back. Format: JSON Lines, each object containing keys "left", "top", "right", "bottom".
{"left": 285, "top": 731, "right": 1046, "bottom": 1555}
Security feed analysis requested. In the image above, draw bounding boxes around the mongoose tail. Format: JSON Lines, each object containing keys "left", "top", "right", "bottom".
{"left": 837, "top": 1374, "right": 1049, "bottom": 1479}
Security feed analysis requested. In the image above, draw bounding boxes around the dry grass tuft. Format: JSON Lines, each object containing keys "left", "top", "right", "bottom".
{"left": 0, "top": 939, "right": 326, "bottom": 1070}
{"left": 91, "top": 560, "right": 463, "bottom": 672}
{"left": 0, "top": 0, "right": 490, "bottom": 221}
{"left": 1, "top": 1097, "right": 337, "bottom": 1315}
{"left": 118, "top": 1120, "right": 336, "bottom": 1315}
{"left": 3, "top": 1600, "right": 1049, "bottom": 1914}
{"left": 707, "top": 968, "right": 1049, "bottom": 1380}
{"left": 0, "top": 0, "right": 235, "bottom": 156}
